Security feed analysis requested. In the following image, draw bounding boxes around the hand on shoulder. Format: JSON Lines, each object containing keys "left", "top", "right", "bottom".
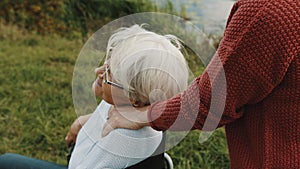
{"left": 102, "top": 106, "right": 150, "bottom": 137}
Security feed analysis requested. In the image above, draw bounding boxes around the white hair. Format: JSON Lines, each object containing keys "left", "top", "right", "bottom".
{"left": 106, "top": 24, "right": 189, "bottom": 104}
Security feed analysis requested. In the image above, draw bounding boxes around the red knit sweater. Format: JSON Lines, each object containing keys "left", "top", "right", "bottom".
{"left": 148, "top": 0, "right": 300, "bottom": 168}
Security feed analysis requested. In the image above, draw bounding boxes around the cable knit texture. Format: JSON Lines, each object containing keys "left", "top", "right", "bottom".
{"left": 148, "top": 0, "right": 300, "bottom": 168}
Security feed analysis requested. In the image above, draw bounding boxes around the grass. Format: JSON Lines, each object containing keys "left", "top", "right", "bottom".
{"left": 0, "top": 24, "right": 229, "bottom": 168}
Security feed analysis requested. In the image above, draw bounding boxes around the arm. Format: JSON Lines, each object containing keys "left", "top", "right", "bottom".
{"left": 66, "top": 66, "right": 106, "bottom": 146}
{"left": 102, "top": 0, "right": 297, "bottom": 134}
{"left": 148, "top": 0, "right": 296, "bottom": 131}
{"left": 65, "top": 113, "right": 92, "bottom": 147}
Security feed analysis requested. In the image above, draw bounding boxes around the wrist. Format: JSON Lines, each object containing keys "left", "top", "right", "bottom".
{"left": 77, "top": 114, "right": 91, "bottom": 127}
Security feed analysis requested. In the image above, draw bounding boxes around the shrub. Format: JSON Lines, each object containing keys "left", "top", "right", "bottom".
{"left": 0, "top": 0, "right": 176, "bottom": 38}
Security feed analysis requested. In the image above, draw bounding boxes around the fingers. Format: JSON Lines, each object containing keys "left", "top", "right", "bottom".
{"left": 107, "top": 106, "right": 116, "bottom": 119}
{"left": 65, "top": 136, "right": 71, "bottom": 147}
{"left": 65, "top": 123, "right": 79, "bottom": 147}
{"left": 102, "top": 108, "right": 120, "bottom": 137}
{"left": 65, "top": 135, "right": 71, "bottom": 147}
{"left": 65, "top": 132, "right": 76, "bottom": 148}
{"left": 102, "top": 119, "right": 115, "bottom": 137}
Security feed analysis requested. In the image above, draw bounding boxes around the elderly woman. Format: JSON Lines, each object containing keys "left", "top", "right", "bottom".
{"left": 0, "top": 25, "right": 189, "bottom": 169}
{"left": 68, "top": 24, "right": 189, "bottom": 168}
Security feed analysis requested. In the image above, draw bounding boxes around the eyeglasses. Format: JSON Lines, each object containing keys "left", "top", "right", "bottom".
{"left": 103, "top": 64, "right": 124, "bottom": 90}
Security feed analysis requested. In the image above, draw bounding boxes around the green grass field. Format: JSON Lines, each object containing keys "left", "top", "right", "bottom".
{"left": 0, "top": 24, "right": 229, "bottom": 169}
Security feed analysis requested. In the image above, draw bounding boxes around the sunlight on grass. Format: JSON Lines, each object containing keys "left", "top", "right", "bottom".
{"left": 0, "top": 24, "right": 81, "bottom": 165}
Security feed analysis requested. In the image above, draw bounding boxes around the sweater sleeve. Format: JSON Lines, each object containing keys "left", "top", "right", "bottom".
{"left": 148, "top": 0, "right": 297, "bottom": 131}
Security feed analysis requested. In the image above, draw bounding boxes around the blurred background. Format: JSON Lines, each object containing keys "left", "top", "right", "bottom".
{"left": 0, "top": 0, "right": 235, "bottom": 168}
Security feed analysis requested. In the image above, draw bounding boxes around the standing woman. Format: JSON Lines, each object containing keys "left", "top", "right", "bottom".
{"left": 103, "top": 0, "right": 300, "bottom": 168}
